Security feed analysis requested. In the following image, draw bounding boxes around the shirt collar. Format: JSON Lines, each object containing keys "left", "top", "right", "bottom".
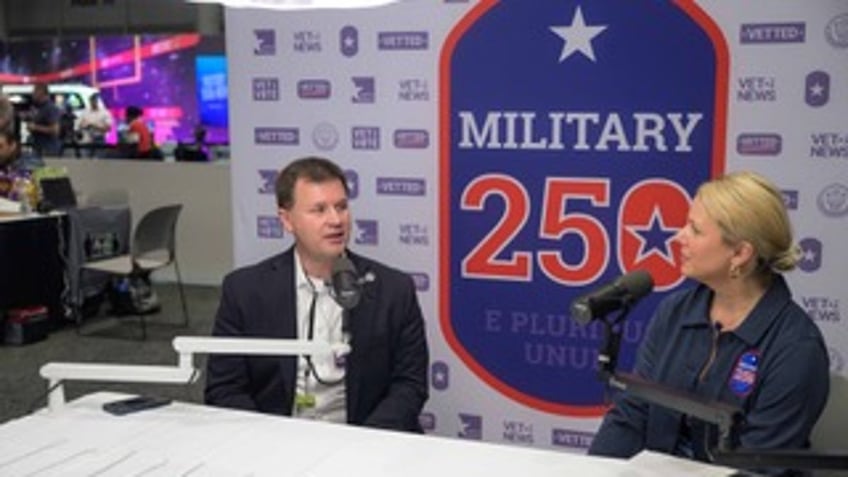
{"left": 293, "top": 250, "right": 327, "bottom": 294}
{"left": 680, "top": 274, "right": 792, "bottom": 345}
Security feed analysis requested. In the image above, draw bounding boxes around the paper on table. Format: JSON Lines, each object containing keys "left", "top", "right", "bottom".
{"left": 0, "top": 197, "right": 21, "bottom": 213}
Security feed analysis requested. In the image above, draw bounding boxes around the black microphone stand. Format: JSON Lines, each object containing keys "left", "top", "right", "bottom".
{"left": 594, "top": 299, "right": 848, "bottom": 474}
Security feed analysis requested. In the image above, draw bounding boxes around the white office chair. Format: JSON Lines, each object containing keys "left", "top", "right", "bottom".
{"left": 80, "top": 204, "right": 188, "bottom": 339}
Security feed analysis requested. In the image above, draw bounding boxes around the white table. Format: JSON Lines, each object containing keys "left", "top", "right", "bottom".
{"left": 0, "top": 392, "right": 738, "bottom": 477}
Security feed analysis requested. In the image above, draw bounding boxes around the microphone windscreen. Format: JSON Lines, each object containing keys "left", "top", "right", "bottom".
{"left": 618, "top": 269, "right": 654, "bottom": 300}
{"left": 331, "top": 255, "right": 361, "bottom": 310}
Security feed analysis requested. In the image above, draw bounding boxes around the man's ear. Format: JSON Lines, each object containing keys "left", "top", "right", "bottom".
{"left": 278, "top": 207, "right": 293, "bottom": 233}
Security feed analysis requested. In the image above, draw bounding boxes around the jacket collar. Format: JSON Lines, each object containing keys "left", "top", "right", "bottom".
{"left": 681, "top": 274, "right": 792, "bottom": 346}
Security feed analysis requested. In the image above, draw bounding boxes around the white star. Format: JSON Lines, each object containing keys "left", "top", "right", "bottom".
{"left": 810, "top": 83, "right": 825, "bottom": 96}
{"left": 804, "top": 248, "right": 817, "bottom": 263}
{"left": 550, "top": 6, "right": 608, "bottom": 63}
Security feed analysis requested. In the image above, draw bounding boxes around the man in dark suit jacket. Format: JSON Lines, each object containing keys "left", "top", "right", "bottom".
{"left": 205, "top": 156, "right": 428, "bottom": 432}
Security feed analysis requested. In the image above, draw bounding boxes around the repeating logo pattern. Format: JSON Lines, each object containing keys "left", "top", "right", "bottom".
{"left": 252, "top": 78, "right": 280, "bottom": 101}
{"left": 354, "top": 219, "right": 379, "bottom": 245}
{"left": 817, "top": 183, "right": 848, "bottom": 218}
{"left": 736, "top": 133, "right": 782, "bottom": 156}
{"left": 825, "top": 14, "right": 848, "bottom": 48}
{"left": 232, "top": 1, "right": 847, "bottom": 452}
{"left": 254, "top": 127, "right": 299, "bottom": 145}
{"left": 376, "top": 177, "right": 426, "bottom": 196}
{"left": 253, "top": 29, "right": 276, "bottom": 55}
{"left": 298, "top": 79, "right": 332, "bottom": 99}
{"left": 312, "top": 122, "right": 339, "bottom": 151}
{"left": 458, "top": 413, "right": 483, "bottom": 439}
{"left": 551, "top": 428, "right": 594, "bottom": 449}
{"left": 802, "top": 296, "right": 841, "bottom": 323}
{"left": 740, "top": 22, "right": 805, "bottom": 44}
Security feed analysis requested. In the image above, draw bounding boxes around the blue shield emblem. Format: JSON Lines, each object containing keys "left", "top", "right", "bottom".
{"left": 440, "top": 0, "right": 728, "bottom": 415}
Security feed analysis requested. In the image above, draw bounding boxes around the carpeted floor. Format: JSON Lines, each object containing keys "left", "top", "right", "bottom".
{"left": 0, "top": 283, "right": 222, "bottom": 425}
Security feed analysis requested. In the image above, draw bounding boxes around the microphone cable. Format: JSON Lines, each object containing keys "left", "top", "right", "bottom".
{"left": 303, "top": 287, "right": 345, "bottom": 386}
{"left": 27, "top": 379, "right": 65, "bottom": 415}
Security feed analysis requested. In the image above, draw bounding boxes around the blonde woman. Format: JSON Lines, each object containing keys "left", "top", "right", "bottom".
{"left": 590, "top": 171, "right": 829, "bottom": 465}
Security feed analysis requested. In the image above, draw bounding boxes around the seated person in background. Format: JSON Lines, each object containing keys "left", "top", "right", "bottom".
{"left": 589, "top": 171, "right": 829, "bottom": 464}
{"left": 205, "top": 156, "right": 429, "bottom": 432}
{"left": 122, "top": 105, "right": 155, "bottom": 159}
{"left": 174, "top": 124, "right": 209, "bottom": 162}
{"left": 0, "top": 129, "right": 42, "bottom": 203}
{"left": 77, "top": 93, "right": 112, "bottom": 158}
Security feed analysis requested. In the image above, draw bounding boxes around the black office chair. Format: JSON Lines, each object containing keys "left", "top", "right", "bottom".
{"left": 80, "top": 204, "right": 188, "bottom": 339}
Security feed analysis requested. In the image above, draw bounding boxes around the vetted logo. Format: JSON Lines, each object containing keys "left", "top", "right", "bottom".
{"left": 740, "top": 22, "right": 805, "bottom": 44}
{"left": 817, "top": 183, "right": 848, "bottom": 218}
{"left": 354, "top": 219, "right": 378, "bottom": 245}
{"left": 253, "top": 29, "right": 276, "bottom": 55}
{"left": 312, "top": 122, "right": 339, "bottom": 151}
{"left": 254, "top": 127, "right": 299, "bottom": 145}
{"left": 378, "top": 31, "right": 429, "bottom": 50}
{"left": 394, "top": 129, "right": 430, "bottom": 149}
{"left": 257, "top": 169, "right": 277, "bottom": 194}
{"left": 352, "top": 127, "right": 380, "bottom": 150}
{"left": 736, "top": 133, "right": 781, "bottom": 156}
{"left": 825, "top": 14, "right": 848, "bottom": 48}
{"left": 257, "top": 216, "right": 283, "bottom": 239}
{"left": 805, "top": 71, "right": 830, "bottom": 107}
{"left": 551, "top": 429, "right": 594, "bottom": 449}
{"left": 252, "top": 78, "right": 279, "bottom": 101}
{"left": 798, "top": 237, "right": 822, "bottom": 272}
{"left": 431, "top": 361, "right": 449, "bottom": 390}
{"left": 376, "top": 177, "right": 426, "bottom": 196}
{"left": 352, "top": 77, "right": 375, "bottom": 103}
{"left": 458, "top": 413, "right": 482, "bottom": 440}
{"left": 297, "top": 79, "right": 331, "bottom": 99}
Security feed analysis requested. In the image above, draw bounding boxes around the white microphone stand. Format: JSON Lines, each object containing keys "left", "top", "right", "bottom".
{"left": 39, "top": 337, "right": 350, "bottom": 412}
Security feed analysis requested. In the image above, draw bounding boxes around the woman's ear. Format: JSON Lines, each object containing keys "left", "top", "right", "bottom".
{"left": 732, "top": 240, "right": 757, "bottom": 271}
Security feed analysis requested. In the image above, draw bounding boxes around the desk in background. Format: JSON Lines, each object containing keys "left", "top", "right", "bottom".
{"left": 0, "top": 212, "right": 65, "bottom": 323}
{"left": 0, "top": 392, "right": 736, "bottom": 476}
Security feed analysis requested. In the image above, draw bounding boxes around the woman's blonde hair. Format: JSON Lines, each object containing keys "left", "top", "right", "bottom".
{"left": 696, "top": 171, "right": 800, "bottom": 273}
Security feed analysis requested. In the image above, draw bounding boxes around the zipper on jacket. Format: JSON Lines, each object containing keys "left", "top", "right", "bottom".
{"left": 698, "top": 323, "right": 722, "bottom": 382}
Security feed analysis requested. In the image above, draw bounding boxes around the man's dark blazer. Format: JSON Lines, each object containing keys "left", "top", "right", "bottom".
{"left": 205, "top": 247, "right": 429, "bottom": 432}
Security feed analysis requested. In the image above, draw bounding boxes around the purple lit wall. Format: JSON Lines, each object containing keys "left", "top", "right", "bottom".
{"left": 0, "top": 34, "right": 228, "bottom": 145}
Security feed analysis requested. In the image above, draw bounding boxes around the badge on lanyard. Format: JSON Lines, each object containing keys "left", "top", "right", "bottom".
{"left": 728, "top": 349, "right": 760, "bottom": 397}
{"left": 296, "top": 392, "right": 316, "bottom": 411}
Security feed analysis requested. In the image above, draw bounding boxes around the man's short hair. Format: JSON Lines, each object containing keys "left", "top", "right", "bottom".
{"left": 275, "top": 156, "right": 348, "bottom": 209}
{"left": 0, "top": 127, "right": 18, "bottom": 145}
{"left": 33, "top": 83, "right": 49, "bottom": 96}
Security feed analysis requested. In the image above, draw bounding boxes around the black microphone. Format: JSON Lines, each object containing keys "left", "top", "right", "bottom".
{"left": 570, "top": 270, "right": 654, "bottom": 325}
{"left": 330, "top": 255, "right": 364, "bottom": 310}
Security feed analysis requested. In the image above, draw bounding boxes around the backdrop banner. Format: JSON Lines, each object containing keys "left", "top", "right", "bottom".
{"left": 226, "top": 0, "right": 848, "bottom": 451}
